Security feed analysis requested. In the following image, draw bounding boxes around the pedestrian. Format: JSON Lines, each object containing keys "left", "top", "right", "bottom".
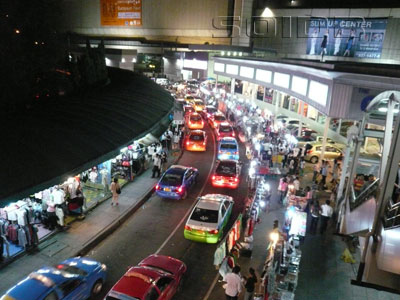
{"left": 299, "top": 159, "right": 305, "bottom": 176}
{"left": 320, "top": 161, "right": 328, "bottom": 188}
{"left": 110, "top": 177, "right": 121, "bottom": 206}
{"left": 160, "top": 151, "right": 168, "bottom": 173}
{"left": 152, "top": 154, "right": 162, "bottom": 178}
{"left": 310, "top": 201, "right": 321, "bottom": 234}
{"left": 293, "top": 176, "right": 300, "bottom": 194}
{"left": 224, "top": 266, "right": 242, "bottom": 300}
{"left": 320, "top": 200, "right": 333, "bottom": 234}
{"left": 312, "top": 163, "right": 320, "bottom": 182}
{"left": 243, "top": 267, "right": 258, "bottom": 300}
{"left": 278, "top": 177, "right": 288, "bottom": 204}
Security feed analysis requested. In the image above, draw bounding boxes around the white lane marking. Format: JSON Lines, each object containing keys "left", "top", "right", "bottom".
{"left": 155, "top": 124, "right": 217, "bottom": 255}
{"left": 203, "top": 272, "right": 220, "bottom": 300}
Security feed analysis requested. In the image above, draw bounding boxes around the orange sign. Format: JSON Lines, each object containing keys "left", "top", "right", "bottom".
{"left": 100, "top": 0, "right": 142, "bottom": 26}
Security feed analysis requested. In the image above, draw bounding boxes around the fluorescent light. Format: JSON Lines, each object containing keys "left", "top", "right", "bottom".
{"left": 233, "top": 52, "right": 237, "bottom": 56}
{"left": 121, "top": 58, "right": 125, "bottom": 63}
{"left": 214, "top": 62, "right": 225, "bottom": 72}
{"left": 261, "top": 7, "right": 274, "bottom": 18}
{"left": 308, "top": 81, "right": 328, "bottom": 106}
{"left": 273, "top": 72, "right": 290, "bottom": 89}
{"left": 378, "top": 107, "right": 388, "bottom": 112}
{"left": 226, "top": 64, "right": 239, "bottom": 75}
{"left": 256, "top": 69, "right": 272, "bottom": 83}
{"left": 291, "top": 76, "right": 308, "bottom": 95}
{"left": 240, "top": 66, "right": 254, "bottom": 78}
{"left": 239, "top": 52, "right": 243, "bottom": 56}
{"left": 221, "top": 51, "right": 225, "bottom": 55}
{"left": 183, "top": 59, "right": 208, "bottom": 70}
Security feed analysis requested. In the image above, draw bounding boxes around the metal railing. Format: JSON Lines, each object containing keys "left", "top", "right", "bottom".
{"left": 350, "top": 179, "right": 380, "bottom": 211}
{"left": 383, "top": 198, "right": 400, "bottom": 229}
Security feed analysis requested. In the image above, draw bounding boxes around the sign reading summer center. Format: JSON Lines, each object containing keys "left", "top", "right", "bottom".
{"left": 306, "top": 18, "right": 387, "bottom": 59}
{"left": 100, "top": 0, "right": 142, "bottom": 26}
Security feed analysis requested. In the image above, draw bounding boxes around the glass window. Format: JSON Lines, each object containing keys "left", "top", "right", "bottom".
{"left": 185, "top": 170, "right": 193, "bottom": 180}
{"left": 190, "top": 208, "right": 219, "bottom": 223}
{"left": 190, "top": 115, "right": 202, "bottom": 121}
{"left": 219, "top": 126, "right": 233, "bottom": 133}
{"left": 58, "top": 279, "right": 81, "bottom": 298}
{"left": 221, "top": 205, "right": 226, "bottom": 217}
{"left": 54, "top": 264, "right": 87, "bottom": 276}
{"left": 145, "top": 287, "right": 160, "bottom": 300}
{"left": 161, "top": 173, "right": 183, "bottom": 186}
{"left": 43, "top": 291, "right": 59, "bottom": 300}
{"left": 189, "top": 134, "right": 204, "bottom": 141}
{"left": 156, "top": 277, "right": 173, "bottom": 292}
{"left": 214, "top": 115, "right": 226, "bottom": 122}
{"left": 216, "top": 162, "right": 236, "bottom": 176}
{"left": 220, "top": 143, "right": 237, "bottom": 150}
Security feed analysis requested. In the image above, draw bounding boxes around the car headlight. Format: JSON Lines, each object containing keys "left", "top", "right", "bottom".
{"left": 101, "top": 264, "right": 107, "bottom": 271}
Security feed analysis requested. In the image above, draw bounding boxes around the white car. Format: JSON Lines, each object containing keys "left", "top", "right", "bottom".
{"left": 184, "top": 194, "right": 234, "bottom": 244}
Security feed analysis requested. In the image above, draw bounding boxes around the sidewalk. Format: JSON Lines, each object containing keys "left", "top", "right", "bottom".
{"left": 0, "top": 151, "right": 181, "bottom": 295}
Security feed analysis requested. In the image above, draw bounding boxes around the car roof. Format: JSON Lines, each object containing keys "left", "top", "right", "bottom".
{"left": 189, "top": 130, "right": 205, "bottom": 135}
{"left": 60, "top": 257, "right": 100, "bottom": 273}
{"left": 167, "top": 165, "right": 188, "bottom": 175}
{"left": 110, "top": 266, "right": 161, "bottom": 299}
{"left": 197, "top": 194, "right": 233, "bottom": 210}
{"left": 5, "top": 266, "right": 80, "bottom": 300}
{"left": 219, "top": 137, "right": 237, "bottom": 144}
{"left": 139, "top": 254, "right": 183, "bottom": 276}
{"left": 219, "top": 122, "right": 231, "bottom": 127}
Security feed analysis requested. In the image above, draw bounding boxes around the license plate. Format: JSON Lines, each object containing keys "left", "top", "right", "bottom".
{"left": 164, "top": 188, "right": 171, "bottom": 192}
{"left": 197, "top": 230, "right": 205, "bottom": 234}
{"left": 227, "top": 152, "right": 231, "bottom": 155}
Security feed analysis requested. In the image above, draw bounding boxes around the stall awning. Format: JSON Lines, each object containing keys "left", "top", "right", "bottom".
{"left": 0, "top": 68, "right": 174, "bottom": 203}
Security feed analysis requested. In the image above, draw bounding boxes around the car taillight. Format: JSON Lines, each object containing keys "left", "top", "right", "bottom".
{"left": 186, "top": 141, "right": 190, "bottom": 145}
{"left": 209, "top": 229, "right": 219, "bottom": 234}
{"left": 177, "top": 186, "right": 183, "bottom": 193}
{"left": 155, "top": 184, "right": 160, "bottom": 190}
{"left": 234, "top": 151, "right": 239, "bottom": 155}
{"left": 234, "top": 177, "right": 239, "bottom": 182}
{"left": 212, "top": 175, "right": 216, "bottom": 180}
{"left": 214, "top": 121, "right": 218, "bottom": 127}
{"left": 232, "top": 132, "right": 235, "bottom": 137}
{"left": 184, "top": 225, "right": 192, "bottom": 231}
{"left": 307, "top": 150, "right": 311, "bottom": 154}
{"left": 203, "top": 142, "right": 206, "bottom": 146}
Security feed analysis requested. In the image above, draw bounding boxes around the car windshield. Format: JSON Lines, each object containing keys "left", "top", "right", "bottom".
{"left": 190, "top": 134, "right": 204, "bottom": 141}
{"left": 214, "top": 115, "right": 226, "bottom": 121}
{"left": 216, "top": 162, "right": 236, "bottom": 176}
{"left": 143, "top": 265, "right": 173, "bottom": 276}
{"left": 220, "top": 144, "right": 237, "bottom": 150}
{"left": 206, "top": 107, "right": 217, "bottom": 113}
{"left": 219, "top": 126, "right": 232, "bottom": 133}
{"left": 186, "top": 96, "right": 194, "bottom": 100}
{"left": 195, "top": 101, "right": 203, "bottom": 105}
{"left": 161, "top": 173, "right": 183, "bottom": 186}
{"left": 190, "top": 115, "right": 202, "bottom": 121}
{"left": 54, "top": 264, "right": 87, "bottom": 276}
{"left": 190, "top": 207, "right": 219, "bottom": 223}
{"left": 184, "top": 107, "right": 194, "bottom": 112}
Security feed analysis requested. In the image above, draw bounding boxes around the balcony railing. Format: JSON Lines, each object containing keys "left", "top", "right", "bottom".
{"left": 349, "top": 179, "right": 379, "bottom": 211}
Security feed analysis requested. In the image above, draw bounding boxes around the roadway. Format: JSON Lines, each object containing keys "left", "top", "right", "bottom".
{"left": 88, "top": 116, "right": 249, "bottom": 299}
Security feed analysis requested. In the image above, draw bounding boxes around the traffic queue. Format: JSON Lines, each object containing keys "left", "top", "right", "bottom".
{"left": 0, "top": 81, "right": 239, "bottom": 300}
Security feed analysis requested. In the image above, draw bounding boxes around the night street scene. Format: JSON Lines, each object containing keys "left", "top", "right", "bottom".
{"left": 1, "top": 1, "right": 400, "bottom": 300}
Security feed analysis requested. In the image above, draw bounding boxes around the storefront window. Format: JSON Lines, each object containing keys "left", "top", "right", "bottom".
{"left": 257, "top": 85, "right": 264, "bottom": 100}
{"left": 234, "top": 80, "right": 243, "bottom": 94}
{"left": 264, "top": 88, "right": 274, "bottom": 104}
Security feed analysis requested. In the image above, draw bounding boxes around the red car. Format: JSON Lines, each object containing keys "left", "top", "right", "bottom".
{"left": 211, "top": 160, "right": 241, "bottom": 189}
{"left": 183, "top": 105, "right": 195, "bottom": 117}
{"left": 215, "top": 122, "right": 235, "bottom": 140}
{"left": 104, "top": 254, "right": 187, "bottom": 300}
{"left": 208, "top": 112, "right": 227, "bottom": 129}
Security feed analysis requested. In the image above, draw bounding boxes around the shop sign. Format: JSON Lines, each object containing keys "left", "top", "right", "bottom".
{"left": 289, "top": 211, "right": 307, "bottom": 237}
{"left": 100, "top": 0, "right": 142, "bottom": 27}
{"left": 306, "top": 18, "right": 387, "bottom": 59}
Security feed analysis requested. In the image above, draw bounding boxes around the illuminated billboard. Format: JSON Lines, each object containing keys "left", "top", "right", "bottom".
{"left": 100, "top": 0, "right": 142, "bottom": 26}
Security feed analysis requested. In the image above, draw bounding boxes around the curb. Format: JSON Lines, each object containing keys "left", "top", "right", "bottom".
{"left": 74, "top": 149, "right": 184, "bottom": 257}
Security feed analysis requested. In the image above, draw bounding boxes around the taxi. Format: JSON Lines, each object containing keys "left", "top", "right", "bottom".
{"left": 215, "top": 122, "right": 235, "bottom": 141}
{"left": 218, "top": 137, "right": 239, "bottom": 161}
{"left": 208, "top": 112, "right": 227, "bottom": 129}
{"left": 203, "top": 105, "right": 218, "bottom": 120}
{"left": 185, "top": 130, "right": 207, "bottom": 151}
{"left": 187, "top": 113, "right": 204, "bottom": 130}
{"left": 192, "top": 99, "right": 205, "bottom": 112}
{"left": 183, "top": 105, "right": 195, "bottom": 118}
{"left": 211, "top": 160, "right": 241, "bottom": 189}
{"left": 184, "top": 194, "right": 234, "bottom": 243}
{"left": 184, "top": 95, "right": 195, "bottom": 105}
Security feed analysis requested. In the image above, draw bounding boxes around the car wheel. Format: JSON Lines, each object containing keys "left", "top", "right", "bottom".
{"left": 90, "top": 279, "right": 103, "bottom": 298}
{"left": 310, "top": 156, "right": 319, "bottom": 164}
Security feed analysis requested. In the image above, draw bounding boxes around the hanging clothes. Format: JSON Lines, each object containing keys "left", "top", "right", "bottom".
{"left": 17, "top": 227, "right": 28, "bottom": 248}
{"left": 7, "top": 224, "right": 18, "bottom": 242}
{"left": 16, "top": 209, "right": 28, "bottom": 226}
{"left": 56, "top": 207, "right": 64, "bottom": 227}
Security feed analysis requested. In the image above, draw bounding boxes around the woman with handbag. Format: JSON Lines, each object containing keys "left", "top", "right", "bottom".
{"left": 110, "top": 177, "right": 121, "bottom": 206}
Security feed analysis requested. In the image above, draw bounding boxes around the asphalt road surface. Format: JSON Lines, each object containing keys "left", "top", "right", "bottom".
{"left": 87, "top": 119, "right": 250, "bottom": 300}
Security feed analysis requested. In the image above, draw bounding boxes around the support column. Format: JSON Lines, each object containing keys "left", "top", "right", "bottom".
{"left": 230, "top": 78, "right": 235, "bottom": 95}
{"left": 215, "top": 74, "right": 219, "bottom": 93}
{"left": 298, "top": 101, "right": 304, "bottom": 137}
{"left": 380, "top": 98, "right": 396, "bottom": 180}
{"left": 337, "top": 145, "right": 352, "bottom": 202}
{"left": 337, "top": 118, "right": 342, "bottom": 134}
{"left": 319, "top": 116, "right": 331, "bottom": 161}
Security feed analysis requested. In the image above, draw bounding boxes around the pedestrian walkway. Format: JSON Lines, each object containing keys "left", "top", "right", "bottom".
{"left": 0, "top": 152, "right": 181, "bottom": 295}
{"left": 206, "top": 163, "right": 398, "bottom": 300}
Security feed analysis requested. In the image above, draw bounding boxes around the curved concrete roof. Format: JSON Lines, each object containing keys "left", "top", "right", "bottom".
{"left": 0, "top": 68, "right": 174, "bottom": 202}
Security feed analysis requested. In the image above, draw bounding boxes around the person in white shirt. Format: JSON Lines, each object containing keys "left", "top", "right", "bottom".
{"left": 320, "top": 200, "right": 333, "bottom": 234}
{"left": 224, "top": 266, "right": 242, "bottom": 300}
{"left": 293, "top": 177, "right": 300, "bottom": 192}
